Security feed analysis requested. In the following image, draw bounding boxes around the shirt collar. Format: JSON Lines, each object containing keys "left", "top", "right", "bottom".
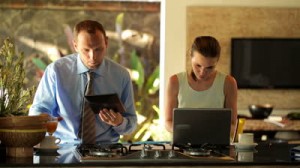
{"left": 76, "top": 53, "right": 106, "bottom": 76}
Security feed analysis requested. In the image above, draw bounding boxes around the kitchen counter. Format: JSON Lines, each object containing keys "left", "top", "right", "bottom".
{"left": 244, "top": 119, "right": 300, "bottom": 132}
{"left": 242, "top": 119, "right": 300, "bottom": 142}
{"left": 0, "top": 142, "right": 300, "bottom": 167}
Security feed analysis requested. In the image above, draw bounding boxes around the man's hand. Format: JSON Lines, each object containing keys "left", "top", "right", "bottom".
{"left": 99, "top": 109, "right": 123, "bottom": 126}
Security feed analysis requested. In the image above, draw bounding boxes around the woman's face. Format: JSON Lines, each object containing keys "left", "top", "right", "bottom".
{"left": 191, "top": 51, "right": 219, "bottom": 81}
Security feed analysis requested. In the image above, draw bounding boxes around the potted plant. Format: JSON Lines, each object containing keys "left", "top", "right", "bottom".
{"left": 0, "top": 38, "right": 48, "bottom": 157}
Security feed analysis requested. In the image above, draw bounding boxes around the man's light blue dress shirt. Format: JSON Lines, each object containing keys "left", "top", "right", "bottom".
{"left": 29, "top": 53, "right": 137, "bottom": 143}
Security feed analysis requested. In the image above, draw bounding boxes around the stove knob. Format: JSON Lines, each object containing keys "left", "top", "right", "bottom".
{"left": 140, "top": 149, "right": 148, "bottom": 159}
{"left": 154, "top": 150, "right": 162, "bottom": 159}
{"left": 144, "top": 144, "right": 152, "bottom": 151}
{"left": 168, "top": 150, "right": 176, "bottom": 159}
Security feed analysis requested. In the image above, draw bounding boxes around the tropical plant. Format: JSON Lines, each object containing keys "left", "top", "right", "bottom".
{"left": 126, "top": 50, "right": 161, "bottom": 142}
{"left": 112, "top": 13, "right": 163, "bottom": 142}
{"left": 0, "top": 38, "right": 36, "bottom": 117}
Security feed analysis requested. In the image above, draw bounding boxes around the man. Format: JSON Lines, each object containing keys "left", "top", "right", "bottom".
{"left": 29, "top": 20, "right": 137, "bottom": 144}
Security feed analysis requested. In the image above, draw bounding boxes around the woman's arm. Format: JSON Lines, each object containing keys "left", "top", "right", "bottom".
{"left": 164, "top": 74, "right": 179, "bottom": 132}
{"left": 224, "top": 75, "right": 238, "bottom": 138}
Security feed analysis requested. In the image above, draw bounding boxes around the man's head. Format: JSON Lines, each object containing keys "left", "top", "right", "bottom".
{"left": 73, "top": 20, "right": 108, "bottom": 70}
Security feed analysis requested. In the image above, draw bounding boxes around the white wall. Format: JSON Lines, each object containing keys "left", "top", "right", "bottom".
{"left": 160, "top": 0, "right": 300, "bottom": 116}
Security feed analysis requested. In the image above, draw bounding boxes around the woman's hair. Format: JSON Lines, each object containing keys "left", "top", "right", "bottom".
{"left": 190, "top": 36, "right": 221, "bottom": 58}
{"left": 189, "top": 36, "right": 221, "bottom": 81}
{"left": 73, "top": 20, "right": 107, "bottom": 41}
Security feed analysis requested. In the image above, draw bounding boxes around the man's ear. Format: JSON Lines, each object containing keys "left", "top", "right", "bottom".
{"left": 105, "top": 36, "right": 109, "bottom": 48}
{"left": 73, "top": 40, "right": 78, "bottom": 52}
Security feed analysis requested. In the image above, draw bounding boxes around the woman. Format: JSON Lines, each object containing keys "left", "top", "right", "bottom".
{"left": 164, "top": 36, "right": 237, "bottom": 137}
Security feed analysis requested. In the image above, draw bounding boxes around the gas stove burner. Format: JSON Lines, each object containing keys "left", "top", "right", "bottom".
{"left": 184, "top": 148, "right": 211, "bottom": 157}
{"left": 77, "top": 143, "right": 128, "bottom": 157}
{"left": 89, "top": 148, "right": 116, "bottom": 157}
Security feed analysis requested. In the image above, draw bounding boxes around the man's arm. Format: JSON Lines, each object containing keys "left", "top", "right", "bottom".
{"left": 111, "top": 75, "right": 137, "bottom": 135}
{"left": 29, "top": 66, "right": 57, "bottom": 116}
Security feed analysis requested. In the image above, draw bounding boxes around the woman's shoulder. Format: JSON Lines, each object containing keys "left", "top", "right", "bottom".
{"left": 175, "top": 71, "right": 188, "bottom": 81}
{"left": 215, "top": 71, "right": 237, "bottom": 92}
{"left": 224, "top": 74, "right": 238, "bottom": 92}
{"left": 168, "top": 73, "right": 183, "bottom": 91}
{"left": 222, "top": 72, "right": 237, "bottom": 85}
{"left": 176, "top": 71, "right": 186, "bottom": 77}
{"left": 169, "top": 74, "right": 178, "bottom": 85}
{"left": 170, "top": 71, "right": 187, "bottom": 82}
{"left": 216, "top": 71, "right": 234, "bottom": 83}
{"left": 216, "top": 71, "right": 227, "bottom": 78}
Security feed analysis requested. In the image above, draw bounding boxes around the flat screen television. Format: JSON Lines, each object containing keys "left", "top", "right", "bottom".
{"left": 231, "top": 38, "right": 300, "bottom": 89}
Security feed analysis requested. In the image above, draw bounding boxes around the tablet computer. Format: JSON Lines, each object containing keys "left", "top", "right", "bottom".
{"left": 84, "top": 93, "right": 126, "bottom": 114}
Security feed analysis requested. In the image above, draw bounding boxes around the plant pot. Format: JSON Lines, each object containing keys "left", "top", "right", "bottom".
{"left": 0, "top": 143, "right": 6, "bottom": 162}
{"left": 0, "top": 115, "right": 48, "bottom": 157}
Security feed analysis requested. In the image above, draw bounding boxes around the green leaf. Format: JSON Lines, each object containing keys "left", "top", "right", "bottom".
{"left": 115, "top": 13, "right": 124, "bottom": 38}
{"left": 0, "top": 37, "right": 36, "bottom": 116}
{"left": 116, "top": 13, "right": 124, "bottom": 29}
{"left": 32, "top": 57, "right": 47, "bottom": 70}
{"left": 130, "top": 50, "right": 144, "bottom": 91}
{"left": 145, "top": 66, "right": 159, "bottom": 95}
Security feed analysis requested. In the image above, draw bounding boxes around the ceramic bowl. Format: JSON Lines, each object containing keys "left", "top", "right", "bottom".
{"left": 248, "top": 104, "right": 273, "bottom": 119}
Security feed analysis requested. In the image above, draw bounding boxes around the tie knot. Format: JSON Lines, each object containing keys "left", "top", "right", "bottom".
{"left": 85, "top": 71, "right": 94, "bottom": 96}
{"left": 87, "top": 71, "right": 94, "bottom": 81}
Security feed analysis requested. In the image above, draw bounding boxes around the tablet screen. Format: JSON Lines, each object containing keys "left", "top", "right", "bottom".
{"left": 85, "top": 93, "right": 126, "bottom": 114}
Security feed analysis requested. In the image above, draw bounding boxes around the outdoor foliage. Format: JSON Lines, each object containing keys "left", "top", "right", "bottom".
{"left": 0, "top": 38, "right": 36, "bottom": 117}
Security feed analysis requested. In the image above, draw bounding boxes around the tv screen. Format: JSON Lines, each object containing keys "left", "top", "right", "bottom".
{"left": 231, "top": 38, "right": 300, "bottom": 89}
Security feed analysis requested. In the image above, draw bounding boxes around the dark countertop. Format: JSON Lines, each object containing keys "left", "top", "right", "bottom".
{"left": 0, "top": 142, "right": 300, "bottom": 167}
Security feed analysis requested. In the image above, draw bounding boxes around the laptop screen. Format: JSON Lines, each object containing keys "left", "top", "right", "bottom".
{"left": 172, "top": 108, "right": 232, "bottom": 147}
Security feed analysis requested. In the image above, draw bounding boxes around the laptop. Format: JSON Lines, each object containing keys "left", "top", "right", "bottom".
{"left": 172, "top": 108, "right": 232, "bottom": 147}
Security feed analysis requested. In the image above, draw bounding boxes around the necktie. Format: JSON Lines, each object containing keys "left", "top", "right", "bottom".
{"left": 80, "top": 71, "right": 96, "bottom": 144}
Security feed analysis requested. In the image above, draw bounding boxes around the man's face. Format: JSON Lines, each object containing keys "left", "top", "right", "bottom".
{"left": 73, "top": 30, "right": 108, "bottom": 70}
{"left": 191, "top": 51, "right": 218, "bottom": 81}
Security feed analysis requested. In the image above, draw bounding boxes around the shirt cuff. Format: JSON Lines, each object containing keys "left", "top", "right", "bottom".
{"left": 113, "top": 117, "right": 128, "bottom": 133}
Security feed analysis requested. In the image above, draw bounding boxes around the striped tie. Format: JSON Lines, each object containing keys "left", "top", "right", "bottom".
{"left": 80, "top": 71, "right": 96, "bottom": 144}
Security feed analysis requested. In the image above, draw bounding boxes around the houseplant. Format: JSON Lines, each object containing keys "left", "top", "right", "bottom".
{"left": 0, "top": 37, "right": 48, "bottom": 157}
